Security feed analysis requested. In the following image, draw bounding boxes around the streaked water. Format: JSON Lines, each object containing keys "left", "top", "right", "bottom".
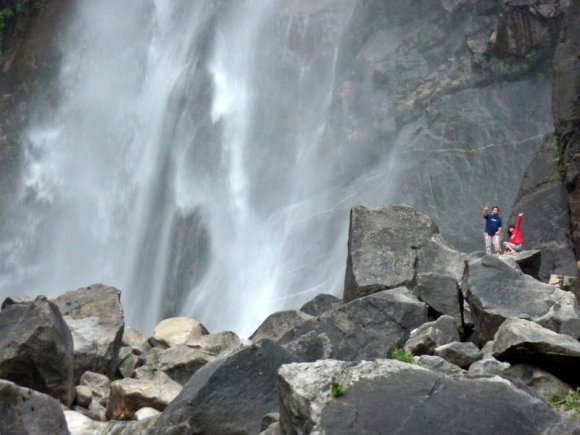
{"left": 0, "top": 0, "right": 399, "bottom": 336}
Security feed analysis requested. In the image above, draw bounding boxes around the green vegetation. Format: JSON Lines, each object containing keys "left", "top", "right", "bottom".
{"left": 391, "top": 347, "right": 414, "bottom": 363}
{"left": 330, "top": 377, "right": 345, "bottom": 398}
{"left": 551, "top": 135, "right": 561, "bottom": 162}
{"left": 524, "top": 50, "right": 537, "bottom": 63}
{"left": 547, "top": 388, "right": 580, "bottom": 420}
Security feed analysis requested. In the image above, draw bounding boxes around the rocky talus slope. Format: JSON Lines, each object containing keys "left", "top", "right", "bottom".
{"left": 2, "top": 205, "right": 580, "bottom": 434}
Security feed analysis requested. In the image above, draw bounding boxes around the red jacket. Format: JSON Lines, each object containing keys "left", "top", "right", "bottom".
{"left": 509, "top": 214, "right": 523, "bottom": 245}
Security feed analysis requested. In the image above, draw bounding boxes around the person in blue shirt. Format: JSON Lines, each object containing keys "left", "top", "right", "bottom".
{"left": 482, "top": 204, "right": 503, "bottom": 255}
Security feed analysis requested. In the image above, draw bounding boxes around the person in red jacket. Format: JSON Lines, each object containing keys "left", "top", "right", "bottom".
{"left": 503, "top": 212, "right": 524, "bottom": 253}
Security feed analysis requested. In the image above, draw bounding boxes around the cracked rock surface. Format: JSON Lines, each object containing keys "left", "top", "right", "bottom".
{"left": 278, "top": 359, "right": 574, "bottom": 435}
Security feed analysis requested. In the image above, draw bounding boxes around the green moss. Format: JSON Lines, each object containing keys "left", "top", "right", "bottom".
{"left": 391, "top": 348, "right": 414, "bottom": 363}
{"left": 330, "top": 377, "right": 345, "bottom": 398}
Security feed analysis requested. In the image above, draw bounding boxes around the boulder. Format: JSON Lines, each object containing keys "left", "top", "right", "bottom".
{"left": 299, "top": 293, "right": 341, "bottom": 316}
{"left": 415, "top": 273, "right": 462, "bottom": 322}
{"left": 149, "top": 317, "right": 209, "bottom": 348}
{"left": 149, "top": 340, "right": 300, "bottom": 435}
{"left": 64, "top": 409, "right": 159, "bottom": 435}
{"left": 0, "top": 295, "right": 74, "bottom": 405}
{"left": 415, "top": 355, "right": 466, "bottom": 377}
{"left": 52, "top": 284, "right": 124, "bottom": 382}
{"left": 79, "top": 371, "right": 111, "bottom": 421}
{"left": 250, "top": 310, "right": 313, "bottom": 342}
{"left": 492, "top": 318, "right": 580, "bottom": 385}
{"left": 465, "top": 255, "right": 580, "bottom": 343}
{"left": 106, "top": 370, "right": 182, "bottom": 420}
{"left": 143, "top": 345, "right": 214, "bottom": 385}
{"left": 0, "top": 380, "right": 70, "bottom": 435}
{"left": 260, "top": 412, "right": 279, "bottom": 432}
{"left": 118, "top": 346, "right": 143, "bottom": 378}
{"left": 74, "top": 385, "right": 92, "bottom": 408}
{"left": 415, "top": 235, "right": 467, "bottom": 283}
{"left": 404, "top": 315, "right": 460, "bottom": 356}
{"left": 280, "top": 287, "right": 427, "bottom": 361}
{"left": 501, "top": 250, "right": 542, "bottom": 280}
{"left": 134, "top": 407, "right": 161, "bottom": 421}
{"left": 468, "top": 358, "right": 511, "bottom": 377}
{"left": 185, "top": 331, "right": 242, "bottom": 355}
{"left": 502, "top": 363, "right": 573, "bottom": 402}
{"left": 343, "top": 205, "right": 437, "bottom": 303}
{"left": 277, "top": 359, "right": 573, "bottom": 434}
{"left": 123, "top": 327, "right": 150, "bottom": 352}
{"left": 434, "top": 342, "right": 482, "bottom": 369}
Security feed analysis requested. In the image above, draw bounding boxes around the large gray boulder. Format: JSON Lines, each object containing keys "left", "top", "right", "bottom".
{"left": 277, "top": 359, "right": 573, "bottom": 434}
{"left": 502, "top": 363, "right": 572, "bottom": 403}
{"left": 415, "top": 273, "right": 463, "bottom": 322}
{"left": 343, "top": 205, "right": 437, "bottom": 303}
{"left": 280, "top": 287, "right": 427, "bottom": 361}
{"left": 250, "top": 310, "right": 313, "bottom": 342}
{"left": 299, "top": 293, "right": 341, "bottom": 316}
{"left": 465, "top": 255, "right": 580, "bottom": 343}
{"left": 492, "top": 318, "right": 580, "bottom": 385}
{"left": 143, "top": 345, "right": 214, "bottom": 385}
{"left": 106, "top": 370, "right": 182, "bottom": 420}
{"left": 434, "top": 342, "right": 482, "bottom": 369}
{"left": 0, "top": 380, "right": 70, "bottom": 435}
{"left": 0, "top": 295, "right": 74, "bottom": 405}
{"left": 52, "top": 284, "right": 124, "bottom": 382}
{"left": 404, "top": 315, "right": 460, "bottom": 356}
{"left": 148, "top": 340, "right": 300, "bottom": 435}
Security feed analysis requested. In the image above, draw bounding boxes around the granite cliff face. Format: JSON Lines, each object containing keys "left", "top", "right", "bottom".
{"left": 554, "top": 0, "right": 580, "bottom": 259}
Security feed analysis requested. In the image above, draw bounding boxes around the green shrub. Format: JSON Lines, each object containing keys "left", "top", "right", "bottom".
{"left": 330, "top": 377, "right": 345, "bottom": 398}
{"left": 391, "top": 347, "right": 414, "bottom": 363}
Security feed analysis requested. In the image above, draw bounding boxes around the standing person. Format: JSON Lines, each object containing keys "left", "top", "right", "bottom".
{"left": 503, "top": 212, "right": 524, "bottom": 253}
{"left": 482, "top": 204, "right": 503, "bottom": 255}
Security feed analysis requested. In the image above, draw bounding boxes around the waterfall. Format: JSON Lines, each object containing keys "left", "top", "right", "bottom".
{"left": 0, "top": 0, "right": 399, "bottom": 336}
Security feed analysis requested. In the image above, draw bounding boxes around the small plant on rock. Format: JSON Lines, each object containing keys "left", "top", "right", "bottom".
{"left": 391, "top": 347, "right": 414, "bottom": 363}
{"left": 547, "top": 388, "right": 580, "bottom": 420}
{"left": 330, "top": 377, "right": 345, "bottom": 398}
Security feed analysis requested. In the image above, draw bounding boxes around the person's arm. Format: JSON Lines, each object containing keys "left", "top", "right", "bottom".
{"left": 496, "top": 217, "right": 503, "bottom": 236}
{"left": 515, "top": 213, "right": 523, "bottom": 231}
{"left": 482, "top": 205, "right": 489, "bottom": 218}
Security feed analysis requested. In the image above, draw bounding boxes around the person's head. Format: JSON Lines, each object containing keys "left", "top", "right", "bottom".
{"left": 491, "top": 206, "right": 500, "bottom": 216}
{"left": 508, "top": 225, "right": 515, "bottom": 235}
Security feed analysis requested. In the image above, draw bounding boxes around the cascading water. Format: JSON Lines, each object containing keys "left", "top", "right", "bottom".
{"left": 0, "top": 0, "right": 399, "bottom": 336}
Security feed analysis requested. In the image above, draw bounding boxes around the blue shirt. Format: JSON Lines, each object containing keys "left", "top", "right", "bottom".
{"left": 484, "top": 214, "right": 502, "bottom": 236}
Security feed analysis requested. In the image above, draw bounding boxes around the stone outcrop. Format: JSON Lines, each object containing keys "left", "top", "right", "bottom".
{"left": 280, "top": 287, "right": 427, "bottom": 361}
{"left": 343, "top": 204, "right": 467, "bottom": 326}
{"left": 277, "top": 359, "right": 573, "bottom": 434}
{"left": 508, "top": 137, "right": 576, "bottom": 282}
{"left": 0, "top": 295, "right": 74, "bottom": 405}
{"left": 52, "top": 284, "right": 124, "bottom": 382}
{"left": 149, "top": 340, "right": 300, "bottom": 435}
{"left": 465, "top": 255, "right": 580, "bottom": 343}
{"left": 344, "top": 205, "right": 438, "bottom": 303}
{"left": 0, "top": 379, "right": 70, "bottom": 435}
{"left": 492, "top": 317, "right": 580, "bottom": 385}
{"left": 553, "top": 0, "right": 580, "bottom": 257}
